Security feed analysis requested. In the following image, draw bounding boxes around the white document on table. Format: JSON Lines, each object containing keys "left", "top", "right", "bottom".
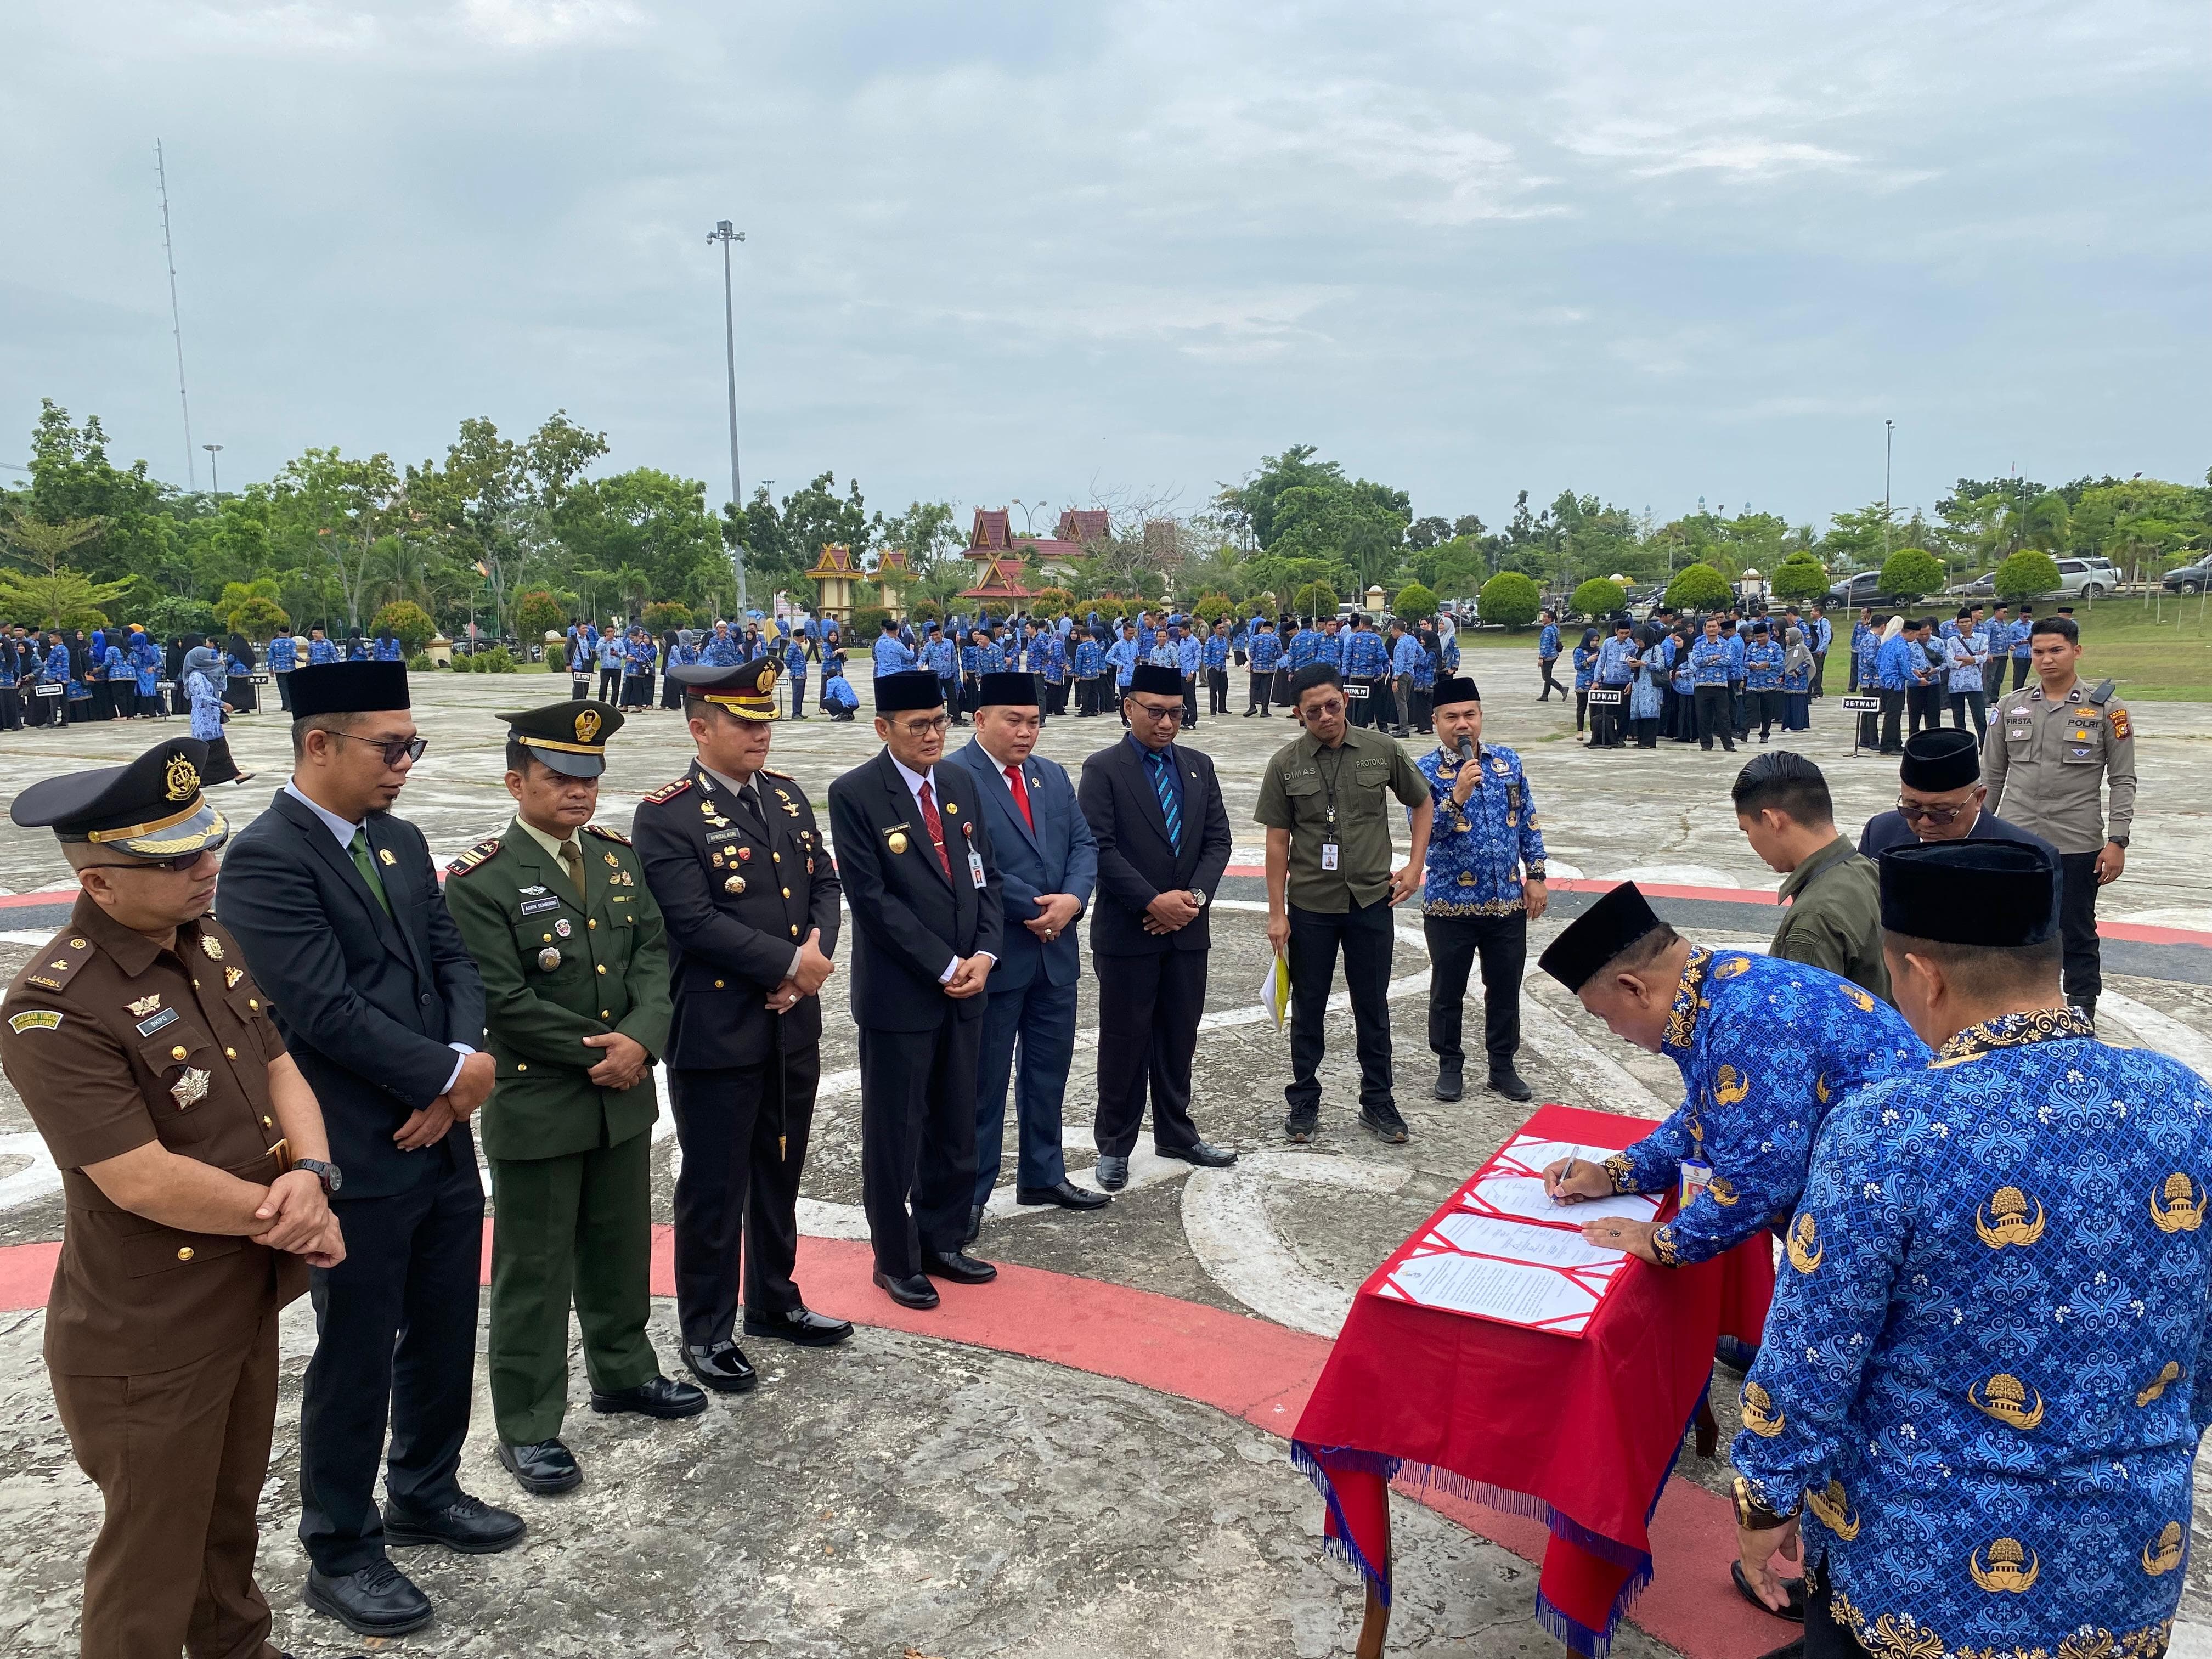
{"left": 1467, "top": 1174, "right": 1661, "bottom": 1230}
{"left": 1380, "top": 1249, "right": 1621, "bottom": 1334}
{"left": 1431, "top": 1210, "right": 1628, "bottom": 1269}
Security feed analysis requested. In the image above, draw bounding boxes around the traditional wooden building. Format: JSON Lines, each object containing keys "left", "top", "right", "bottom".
{"left": 805, "top": 542, "right": 858, "bottom": 620}
{"left": 872, "top": 546, "right": 918, "bottom": 620}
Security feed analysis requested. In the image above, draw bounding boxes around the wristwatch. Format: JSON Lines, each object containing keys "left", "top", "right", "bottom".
{"left": 1526, "top": 866, "right": 1548, "bottom": 883}
{"left": 1189, "top": 889, "right": 1207, "bottom": 907}
{"left": 2109, "top": 836, "right": 2129, "bottom": 850}
{"left": 295, "top": 1158, "right": 342, "bottom": 1196}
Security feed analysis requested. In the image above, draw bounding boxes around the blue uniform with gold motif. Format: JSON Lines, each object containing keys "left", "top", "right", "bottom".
{"left": 1733, "top": 1009, "right": 2212, "bottom": 1658}
{"left": 1604, "top": 948, "right": 1927, "bottom": 1265}
{"left": 1417, "top": 741, "right": 1548, "bottom": 1081}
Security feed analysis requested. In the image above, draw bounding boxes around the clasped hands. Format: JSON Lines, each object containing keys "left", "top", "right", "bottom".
{"left": 394, "top": 1049, "right": 495, "bottom": 1151}
{"left": 1145, "top": 889, "right": 1202, "bottom": 936}
{"left": 252, "top": 1170, "right": 345, "bottom": 1268}
{"left": 1025, "top": 892, "right": 1082, "bottom": 943}
{"left": 765, "top": 927, "right": 836, "bottom": 1016}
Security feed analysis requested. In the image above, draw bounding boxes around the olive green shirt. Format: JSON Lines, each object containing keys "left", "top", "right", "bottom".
{"left": 1769, "top": 834, "right": 1888, "bottom": 1002}
{"left": 1254, "top": 726, "right": 1429, "bottom": 913}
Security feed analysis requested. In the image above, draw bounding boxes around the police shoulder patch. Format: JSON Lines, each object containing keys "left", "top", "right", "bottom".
{"left": 582, "top": 823, "right": 630, "bottom": 845}
{"left": 641, "top": 777, "right": 693, "bottom": 804}
{"left": 446, "top": 837, "right": 502, "bottom": 877}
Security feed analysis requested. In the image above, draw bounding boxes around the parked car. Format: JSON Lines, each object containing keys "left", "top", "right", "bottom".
{"left": 1950, "top": 573, "right": 1997, "bottom": 599}
{"left": 2164, "top": 557, "right": 2212, "bottom": 594}
{"left": 1825, "top": 570, "right": 1886, "bottom": 607}
{"left": 2050, "top": 557, "right": 2116, "bottom": 599}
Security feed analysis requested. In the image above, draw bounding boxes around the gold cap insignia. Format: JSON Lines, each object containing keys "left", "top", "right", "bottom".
{"left": 757, "top": 665, "right": 777, "bottom": 695}
{"left": 575, "top": 708, "right": 603, "bottom": 744}
{"left": 1969, "top": 1537, "right": 2040, "bottom": 1594}
{"left": 164, "top": 755, "right": 201, "bottom": 803}
{"left": 127, "top": 994, "right": 163, "bottom": 1018}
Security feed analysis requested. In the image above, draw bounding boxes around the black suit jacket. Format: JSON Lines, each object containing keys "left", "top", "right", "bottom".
{"left": 827, "top": 748, "right": 1003, "bottom": 1033}
{"left": 216, "top": 789, "right": 487, "bottom": 1199}
{"left": 1079, "top": 736, "right": 1233, "bottom": 957}
{"left": 634, "top": 760, "right": 843, "bottom": 1070}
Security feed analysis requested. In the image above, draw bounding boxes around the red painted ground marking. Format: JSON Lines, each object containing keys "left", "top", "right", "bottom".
{"left": 0, "top": 1224, "right": 1798, "bottom": 1657}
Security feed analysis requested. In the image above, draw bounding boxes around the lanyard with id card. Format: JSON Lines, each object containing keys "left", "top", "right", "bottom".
{"left": 1318, "top": 746, "right": 1344, "bottom": 872}
{"left": 962, "top": 822, "right": 987, "bottom": 889}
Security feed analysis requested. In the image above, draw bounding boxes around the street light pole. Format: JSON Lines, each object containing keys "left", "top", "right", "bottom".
{"left": 708, "top": 220, "right": 749, "bottom": 616}
{"left": 202, "top": 443, "right": 222, "bottom": 502}
{"left": 1883, "top": 419, "right": 1894, "bottom": 560}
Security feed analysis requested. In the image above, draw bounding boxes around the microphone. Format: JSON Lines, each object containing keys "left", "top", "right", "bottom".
{"left": 1457, "top": 734, "right": 1476, "bottom": 763}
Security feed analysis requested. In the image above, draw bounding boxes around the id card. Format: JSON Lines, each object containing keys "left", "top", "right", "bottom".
{"left": 1678, "top": 1158, "right": 1713, "bottom": 1208}
{"left": 967, "top": 848, "right": 988, "bottom": 889}
{"left": 1321, "top": 840, "right": 1339, "bottom": 871}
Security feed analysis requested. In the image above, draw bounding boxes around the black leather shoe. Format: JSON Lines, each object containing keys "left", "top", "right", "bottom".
{"left": 1488, "top": 1066, "right": 1533, "bottom": 1102}
{"left": 497, "top": 1438, "right": 582, "bottom": 1496}
{"left": 921, "top": 1249, "right": 998, "bottom": 1284}
{"left": 743, "top": 1306, "right": 854, "bottom": 1347}
{"left": 303, "top": 1561, "right": 433, "bottom": 1636}
{"left": 591, "top": 1374, "right": 708, "bottom": 1419}
{"left": 1017, "top": 1178, "right": 1111, "bottom": 1209}
{"left": 1731, "top": 1559, "right": 1807, "bottom": 1622}
{"left": 1358, "top": 1104, "right": 1410, "bottom": 1144}
{"left": 1093, "top": 1154, "right": 1130, "bottom": 1190}
{"left": 382, "top": 1492, "right": 526, "bottom": 1555}
{"left": 1283, "top": 1102, "right": 1320, "bottom": 1143}
{"left": 682, "top": 1341, "right": 758, "bottom": 1393}
{"left": 873, "top": 1268, "right": 939, "bottom": 1309}
{"left": 1434, "top": 1057, "right": 1464, "bottom": 1101}
{"left": 1155, "top": 1141, "right": 1237, "bottom": 1169}
{"left": 963, "top": 1202, "right": 985, "bottom": 1245}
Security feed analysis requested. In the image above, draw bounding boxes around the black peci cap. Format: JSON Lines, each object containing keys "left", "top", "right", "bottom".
{"left": 873, "top": 670, "right": 946, "bottom": 713}
{"left": 1128, "top": 664, "right": 1184, "bottom": 698}
{"left": 1898, "top": 728, "right": 1980, "bottom": 792}
{"left": 1879, "top": 839, "right": 2058, "bottom": 946}
{"left": 1538, "top": 882, "right": 1665, "bottom": 993}
{"left": 669, "top": 657, "right": 781, "bottom": 721}
{"left": 499, "top": 699, "right": 625, "bottom": 778}
{"left": 976, "top": 671, "right": 1039, "bottom": 708}
{"left": 289, "top": 661, "right": 409, "bottom": 720}
{"left": 1431, "top": 676, "right": 1480, "bottom": 708}
{"left": 10, "top": 737, "right": 229, "bottom": 860}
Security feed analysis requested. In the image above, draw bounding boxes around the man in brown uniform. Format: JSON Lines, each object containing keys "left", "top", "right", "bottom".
{"left": 0, "top": 737, "right": 349, "bottom": 1659}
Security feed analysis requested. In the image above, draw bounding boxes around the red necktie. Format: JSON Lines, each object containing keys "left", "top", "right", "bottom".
{"left": 918, "top": 778, "right": 952, "bottom": 879}
{"left": 1004, "top": 764, "right": 1034, "bottom": 831}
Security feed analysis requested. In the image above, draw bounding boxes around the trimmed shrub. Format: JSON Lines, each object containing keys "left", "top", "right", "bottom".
{"left": 1993, "top": 550, "right": 2064, "bottom": 602}
{"left": 1290, "top": 580, "right": 1341, "bottom": 620}
{"left": 1190, "top": 592, "right": 1235, "bottom": 625}
{"left": 1663, "top": 562, "right": 1733, "bottom": 612}
{"left": 1770, "top": 556, "right": 1830, "bottom": 603}
{"left": 1391, "top": 583, "right": 1438, "bottom": 621}
{"left": 1878, "top": 549, "right": 1946, "bottom": 604}
{"left": 642, "top": 601, "right": 693, "bottom": 631}
{"left": 514, "top": 589, "right": 567, "bottom": 641}
{"left": 1476, "top": 571, "right": 1541, "bottom": 630}
{"left": 850, "top": 605, "right": 893, "bottom": 639}
{"left": 1031, "top": 586, "right": 1077, "bottom": 615}
{"left": 1568, "top": 578, "right": 1626, "bottom": 621}
{"left": 409, "top": 653, "right": 437, "bottom": 673}
{"left": 226, "top": 595, "right": 290, "bottom": 637}
{"left": 371, "top": 600, "right": 437, "bottom": 656}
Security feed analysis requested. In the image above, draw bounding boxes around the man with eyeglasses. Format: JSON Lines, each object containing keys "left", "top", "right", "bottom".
{"left": 829, "top": 671, "right": 1005, "bottom": 1310}
{"left": 3, "top": 738, "right": 346, "bottom": 1659}
{"left": 217, "top": 661, "right": 518, "bottom": 1639}
{"left": 1857, "top": 729, "right": 2054, "bottom": 862}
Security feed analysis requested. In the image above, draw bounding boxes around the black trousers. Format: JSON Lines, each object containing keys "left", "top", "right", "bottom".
{"left": 1752, "top": 687, "right": 1784, "bottom": 738}
{"left": 1286, "top": 899, "right": 1395, "bottom": 1113}
{"left": 1575, "top": 689, "right": 1588, "bottom": 731}
{"left": 1182, "top": 673, "right": 1199, "bottom": 726}
{"left": 2058, "top": 850, "right": 2103, "bottom": 1011}
{"left": 1424, "top": 911, "right": 1526, "bottom": 1071}
{"left": 1537, "top": 656, "right": 1563, "bottom": 699}
{"left": 857, "top": 1013, "right": 981, "bottom": 1278}
{"left": 787, "top": 673, "right": 807, "bottom": 719}
{"left": 1878, "top": 688, "right": 1906, "bottom": 752}
{"left": 1948, "top": 687, "right": 1985, "bottom": 731}
{"left": 1695, "top": 684, "right": 1735, "bottom": 751}
{"left": 1909, "top": 682, "right": 1942, "bottom": 733}
{"left": 1248, "top": 670, "right": 1273, "bottom": 713}
{"left": 669, "top": 1050, "right": 818, "bottom": 1346}
{"left": 300, "top": 1156, "right": 482, "bottom": 1575}
{"left": 1804, "top": 1559, "right": 1870, "bottom": 1656}
{"left": 274, "top": 669, "right": 294, "bottom": 712}
{"left": 941, "top": 675, "right": 962, "bottom": 721}
{"left": 1093, "top": 949, "right": 1207, "bottom": 1156}
{"left": 1810, "top": 650, "right": 1827, "bottom": 697}
{"left": 2012, "top": 657, "right": 2030, "bottom": 690}
{"left": 1207, "top": 667, "right": 1229, "bottom": 714}
{"left": 1729, "top": 679, "right": 1747, "bottom": 737}
{"left": 0, "top": 686, "right": 19, "bottom": 730}
{"left": 598, "top": 664, "right": 620, "bottom": 701}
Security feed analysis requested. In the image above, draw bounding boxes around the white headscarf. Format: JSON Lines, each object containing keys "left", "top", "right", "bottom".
{"left": 1881, "top": 615, "right": 1904, "bottom": 642}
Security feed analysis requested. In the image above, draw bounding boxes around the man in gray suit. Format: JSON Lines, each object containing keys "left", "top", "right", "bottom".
{"left": 944, "top": 672, "right": 1105, "bottom": 1244}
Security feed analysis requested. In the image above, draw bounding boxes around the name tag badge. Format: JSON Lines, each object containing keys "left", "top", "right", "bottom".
{"left": 967, "top": 848, "right": 988, "bottom": 889}
{"left": 519, "top": 896, "right": 560, "bottom": 916}
{"left": 136, "top": 1006, "right": 182, "bottom": 1037}
{"left": 1320, "top": 840, "right": 1340, "bottom": 872}
{"left": 1679, "top": 1158, "right": 1714, "bottom": 1208}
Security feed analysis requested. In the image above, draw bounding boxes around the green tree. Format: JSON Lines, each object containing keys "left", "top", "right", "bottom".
{"left": 1993, "top": 550, "right": 2063, "bottom": 603}
{"left": 1290, "top": 579, "right": 1340, "bottom": 619}
{"left": 20, "top": 401, "right": 183, "bottom": 591}
{"left": 143, "top": 595, "right": 219, "bottom": 637}
{"left": 2, "top": 508, "right": 105, "bottom": 584}
{"left": 1770, "top": 555, "right": 1829, "bottom": 604}
{"left": 873, "top": 501, "right": 963, "bottom": 574}
{"left": 1878, "top": 548, "right": 1946, "bottom": 603}
{"left": 1477, "top": 571, "right": 1541, "bottom": 630}
{"left": 642, "top": 601, "right": 693, "bottom": 631}
{"left": 1663, "top": 562, "right": 1732, "bottom": 612}
{"left": 1412, "top": 534, "right": 1488, "bottom": 599}
{"left": 0, "top": 567, "right": 133, "bottom": 629}
{"left": 1191, "top": 592, "right": 1235, "bottom": 625}
{"left": 1568, "top": 577, "right": 1625, "bottom": 620}
{"left": 1391, "top": 583, "right": 1438, "bottom": 620}
{"left": 225, "top": 595, "right": 290, "bottom": 637}
{"left": 371, "top": 599, "right": 437, "bottom": 654}
{"left": 275, "top": 447, "right": 401, "bottom": 630}
{"left": 514, "top": 589, "right": 567, "bottom": 641}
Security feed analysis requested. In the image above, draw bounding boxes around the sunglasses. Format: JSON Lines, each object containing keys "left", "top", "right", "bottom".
{"left": 85, "top": 850, "right": 217, "bottom": 875}
{"left": 1895, "top": 795, "right": 1976, "bottom": 825}
{"left": 331, "top": 731, "right": 430, "bottom": 767}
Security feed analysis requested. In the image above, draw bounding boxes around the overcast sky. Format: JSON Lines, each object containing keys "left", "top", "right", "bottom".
{"left": 5, "top": 1, "right": 2207, "bottom": 533}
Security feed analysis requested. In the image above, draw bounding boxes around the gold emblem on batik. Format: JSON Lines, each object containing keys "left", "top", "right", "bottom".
{"left": 1969, "top": 1373, "right": 2045, "bottom": 1431}
{"left": 2150, "top": 1172, "right": 2204, "bottom": 1233}
{"left": 1739, "top": 1380, "right": 1784, "bottom": 1438}
{"left": 1708, "top": 1175, "right": 1739, "bottom": 1206}
{"left": 1838, "top": 982, "right": 1875, "bottom": 1013}
{"left": 1712, "top": 955, "right": 1750, "bottom": 980}
{"left": 2136, "top": 1361, "right": 2182, "bottom": 1408}
{"left": 1805, "top": 1479, "right": 1860, "bottom": 1541}
{"left": 1974, "top": 1186, "right": 2045, "bottom": 1249}
{"left": 1787, "top": 1213, "right": 1822, "bottom": 1274}
{"left": 1968, "top": 1537, "right": 2039, "bottom": 1594}
{"left": 1713, "top": 1065, "right": 1751, "bottom": 1106}
{"left": 2142, "top": 1522, "right": 2183, "bottom": 1576}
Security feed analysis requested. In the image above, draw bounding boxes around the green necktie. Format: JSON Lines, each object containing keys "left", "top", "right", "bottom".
{"left": 556, "top": 838, "right": 585, "bottom": 902}
{"left": 348, "top": 827, "right": 392, "bottom": 916}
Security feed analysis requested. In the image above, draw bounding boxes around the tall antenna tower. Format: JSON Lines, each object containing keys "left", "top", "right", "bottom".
{"left": 155, "top": 140, "right": 196, "bottom": 490}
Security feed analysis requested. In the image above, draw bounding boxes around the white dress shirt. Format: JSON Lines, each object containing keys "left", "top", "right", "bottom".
{"left": 887, "top": 754, "right": 993, "bottom": 981}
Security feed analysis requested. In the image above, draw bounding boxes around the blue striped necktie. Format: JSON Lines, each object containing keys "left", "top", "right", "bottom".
{"left": 1146, "top": 748, "right": 1181, "bottom": 845}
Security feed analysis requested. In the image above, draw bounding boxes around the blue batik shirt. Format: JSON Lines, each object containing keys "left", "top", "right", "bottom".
{"left": 1595, "top": 636, "right": 1637, "bottom": 686}
{"left": 1540, "top": 622, "right": 1561, "bottom": 658}
{"left": 307, "top": 637, "right": 338, "bottom": 665}
{"left": 1107, "top": 637, "right": 1139, "bottom": 687}
{"left": 1285, "top": 629, "right": 1320, "bottom": 672}
{"left": 266, "top": 635, "right": 297, "bottom": 672}
{"left": 1417, "top": 744, "right": 1545, "bottom": 916}
{"left": 1317, "top": 630, "right": 1347, "bottom": 671}
{"left": 627, "top": 634, "right": 656, "bottom": 670}
{"left": 1344, "top": 629, "right": 1389, "bottom": 680}
{"left": 1604, "top": 949, "right": 1927, "bottom": 1266}
{"left": 702, "top": 632, "right": 743, "bottom": 665}
{"left": 1573, "top": 644, "right": 1598, "bottom": 690}
{"left": 1411, "top": 643, "right": 1435, "bottom": 690}
{"left": 1743, "top": 640, "right": 1784, "bottom": 691}
{"left": 1249, "top": 629, "right": 1282, "bottom": 673}
{"left": 783, "top": 636, "right": 807, "bottom": 672}
{"left": 1040, "top": 634, "right": 1067, "bottom": 682}
{"left": 875, "top": 635, "right": 918, "bottom": 675}
{"left": 1877, "top": 635, "right": 1918, "bottom": 691}
{"left": 921, "top": 637, "right": 954, "bottom": 676}
{"left": 1203, "top": 633, "right": 1228, "bottom": 672}
{"left": 1390, "top": 633, "right": 1421, "bottom": 676}
{"left": 373, "top": 635, "right": 404, "bottom": 662}
{"left": 1725, "top": 633, "right": 1747, "bottom": 679}
{"left": 1733, "top": 1009, "right": 2212, "bottom": 1659}
{"left": 1689, "top": 637, "right": 1733, "bottom": 687}
{"left": 1073, "top": 636, "right": 1103, "bottom": 678}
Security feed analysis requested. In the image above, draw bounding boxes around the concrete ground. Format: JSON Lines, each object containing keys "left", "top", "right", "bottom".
{"left": 1, "top": 654, "right": 2209, "bottom": 1657}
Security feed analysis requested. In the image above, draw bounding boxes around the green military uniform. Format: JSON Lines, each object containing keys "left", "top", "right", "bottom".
{"left": 1767, "top": 834, "right": 1887, "bottom": 1002}
{"left": 443, "top": 703, "right": 675, "bottom": 1455}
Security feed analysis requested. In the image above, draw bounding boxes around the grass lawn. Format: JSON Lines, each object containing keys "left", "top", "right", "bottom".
{"left": 1461, "top": 600, "right": 2212, "bottom": 701}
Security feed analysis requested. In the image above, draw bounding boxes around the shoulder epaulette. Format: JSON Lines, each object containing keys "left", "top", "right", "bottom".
{"left": 446, "top": 837, "right": 501, "bottom": 877}
{"left": 758, "top": 765, "right": 793, "bottom": 780}
{"left": 13, "top": 927, "right": 98, "bottom": 996}
{"left": 583, "top": 823, "right": 630, "bottom": 845}
{"left": 641, "top": 777, "right": 692, "bottom": 804}
{"left": 2089, "top": 678, "right": 2117, "bottom": 706}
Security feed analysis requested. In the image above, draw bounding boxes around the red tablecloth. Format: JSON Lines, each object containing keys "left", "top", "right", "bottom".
{"left": 1291, "top": 1103, "right": 1775, "bottom": 1657}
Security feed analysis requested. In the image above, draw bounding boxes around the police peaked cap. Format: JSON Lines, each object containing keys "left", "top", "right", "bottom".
{"left": 670, "top": 657, "right": 781, "bottom": 721}
{"left": 500, "top": 698, "right": 625, "bottom": 778}
{"left": 10, "top": 736, "right": 229, "bottom": 860}
{"left": 1879, "top": 839, "right": 2058, "bottom": 947}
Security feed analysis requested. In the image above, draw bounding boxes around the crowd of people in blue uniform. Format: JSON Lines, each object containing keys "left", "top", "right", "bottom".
{"left": 1848, "top": 598, "right": 2044, "bottom": 753}
{"left": 1546, "top": 600, "right": 1836, "bottom": 754}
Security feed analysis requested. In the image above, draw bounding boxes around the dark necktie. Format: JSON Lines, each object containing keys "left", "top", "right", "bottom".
{"left": 917, "top": 778, "right": 952, "bottom": 879}
{"left": 1145, "top": 749, "right": 1181, "bottom": 846}
{"left": 348, "top": 827, "right": 392, "bottom": 916}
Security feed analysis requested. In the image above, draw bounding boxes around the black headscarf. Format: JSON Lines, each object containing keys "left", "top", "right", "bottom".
{"left": 228, "top": 631, "right": 255, "bottom": 670}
